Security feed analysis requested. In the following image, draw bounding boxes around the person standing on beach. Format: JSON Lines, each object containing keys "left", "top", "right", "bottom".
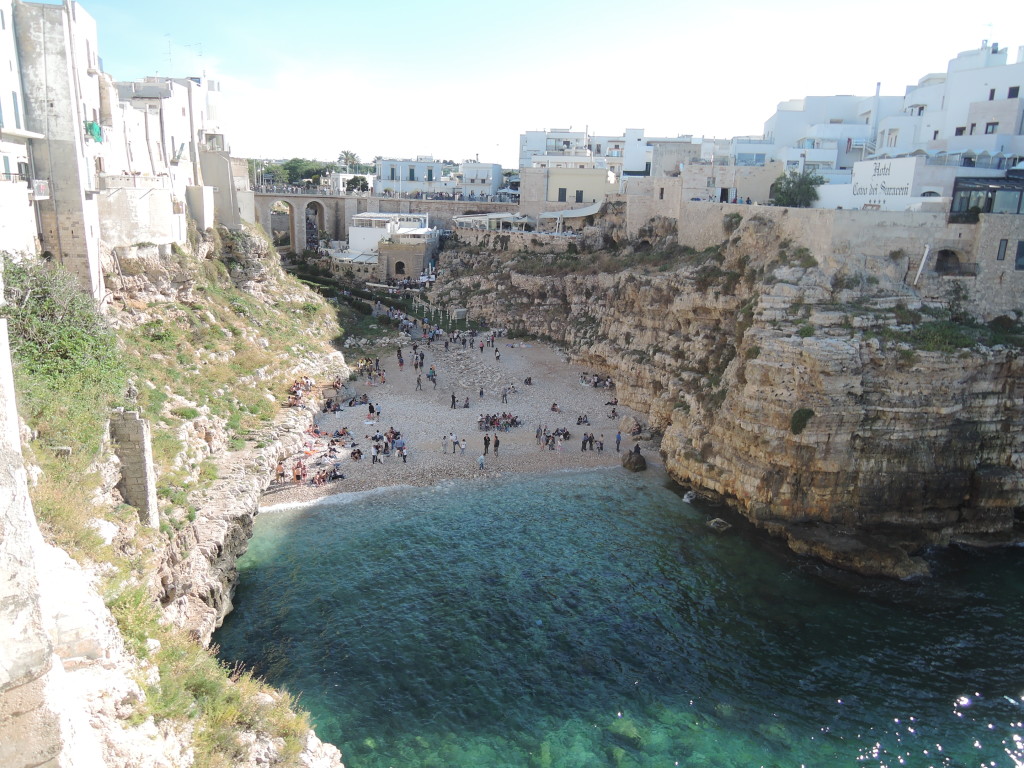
{"left": 581, "top": 434, "right": 588, "bottom": 452}
{"left": 493, "top": 435, "right": 500, "bottom": 457}
{"left": 483, "top": 433, "right": 490, "bottom": 455}
{"left": 460, "top": 438, "right": 466, "bottom": 455}
{"left": 451, "top": 393, "right": 457, "bottom": 409}
{"left": 442, "top": 434, "right": 448, "bottom": 453}
{"left": 478, "top": 455, "right": 485, "bottom": 469}
{"left": 616, "top": 431, "right": 622, "bottom": 452}
{"left": 452, "top": 433, "right": 459, "bottom": 454}
{"left": 416, "top": 374, "right": 423, "bottom": 390}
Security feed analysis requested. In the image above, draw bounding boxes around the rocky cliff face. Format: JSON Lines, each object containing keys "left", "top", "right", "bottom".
{"left": 2, "top": 227, "right": 346, "bottom": 766}
{"left": 436, "top": 213, "right": 1024, "bottom": 577}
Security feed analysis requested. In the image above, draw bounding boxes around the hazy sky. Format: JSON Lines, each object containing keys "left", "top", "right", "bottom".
{"left": 68, "top": 0, "right": 1020, "bottom": 167}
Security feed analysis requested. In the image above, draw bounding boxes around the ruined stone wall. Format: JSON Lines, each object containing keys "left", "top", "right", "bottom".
{"left": 109, "top": 409, "right": 158, "bottom": 528}
{"left": 454, "top": 229, "right": 579, "bottom": 254}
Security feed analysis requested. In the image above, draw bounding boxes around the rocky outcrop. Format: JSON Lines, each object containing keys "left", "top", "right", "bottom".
{"left": 435, "top": 212, "right": 1024, "bottom": 577}
{"left": 621, "top": 448, "right": 647, "bottom": 472}
{"left": 155, "top": 361, "right": 342, "bottom": 645}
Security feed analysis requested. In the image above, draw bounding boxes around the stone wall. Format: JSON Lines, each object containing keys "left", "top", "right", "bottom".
{"left": 453, "top": 228, "right": 580, "bottom": 254}
{"left": 109, "top": 409, "right": 158, "bottom": 528}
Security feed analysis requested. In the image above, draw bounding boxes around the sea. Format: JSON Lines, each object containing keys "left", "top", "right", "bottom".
{"left": 214, "top": 466, "right": 1024, "bottom": 768}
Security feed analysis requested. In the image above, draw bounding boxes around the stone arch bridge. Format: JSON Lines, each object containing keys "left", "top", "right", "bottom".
{"left": 253, "top": 192, "right": 517, "bottom": 253}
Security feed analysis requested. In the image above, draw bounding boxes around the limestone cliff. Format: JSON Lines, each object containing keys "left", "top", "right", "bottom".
{"left": 1, "top": 227, "right": 345, "bottom": 767}
{"left": 435, "top": 207, "right": 1024, "bottom": 577}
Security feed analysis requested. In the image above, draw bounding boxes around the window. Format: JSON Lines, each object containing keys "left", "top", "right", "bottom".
{"left": 955, "top": 127, "right": 966, "bottom": 136}
{"left": 575, "top": 190, "right": 583, "bottom": 203}
{"left": 933, "top": 130, "right": 939, "bottom": 140}
{"left": 389, "top": 166, "right": 396, "bottom": 180}
{"left": 985, "top": 122, "right": 999, "bottom": 134}
{"left": 12, "top": 91, "right": 19, "bottom": 129}
{"left": 989, "top": 88, "right": 996, "bottom": 101}
{"left": 95, "top": 156, "right": 104, "bottom": 173}
{"left": 969, "top": 123, "right": 976, "bottom": 135}
{"left": 887, "top": 129, "right": 899, "bottom": 147}
{"left": 659, "top": 187, "right": 664, "bottom": 200}
{"left": 408, "top": 167, "right": 415, "bottom": 181}
{"left": 1010, "top": 86, "right": 1020, "bottom": 99}
{"left": 426, "top": 168, "right": 433, "bottom": 182}
{"left": 994, "top": 190, "right": 1022, "bottom": 213}
{"left": 1016, "top": 241, "right": 1024, "bottom": 271}
{"left": 997, "top": 239, "right": 1008, "bottom": 261}
{"left": 557, "top": 187, "right": 566, "bottom": 202}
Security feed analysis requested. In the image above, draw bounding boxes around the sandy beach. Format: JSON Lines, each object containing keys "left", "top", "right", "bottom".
{"left": 261, "top": 337, "right": 655, "bottom": 508}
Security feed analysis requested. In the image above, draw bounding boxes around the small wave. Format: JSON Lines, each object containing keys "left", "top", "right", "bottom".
{"left": 259, "top": 484, "right": 417, "bottom": 513}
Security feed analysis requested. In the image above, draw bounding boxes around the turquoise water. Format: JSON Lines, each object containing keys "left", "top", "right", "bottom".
{"left": 215, "top": 468, "right": 1024, "bottom": 768}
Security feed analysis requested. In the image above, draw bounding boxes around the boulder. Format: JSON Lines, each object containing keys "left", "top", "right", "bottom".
{"left": 621, "top": 448, "right": 647, "bottom": 472}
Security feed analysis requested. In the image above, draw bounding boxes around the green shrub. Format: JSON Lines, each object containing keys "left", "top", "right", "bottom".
{"left": 173, "top": 406, "right": 201, "bottom": 420}
{"left": 1, "top": 257, "right": 127, "bottom": 450}
{"left": 790, "top": 408, "right": 815, "bottom": 435}
{"left": 797, "top": 323, "right": 815, "bottom": 338}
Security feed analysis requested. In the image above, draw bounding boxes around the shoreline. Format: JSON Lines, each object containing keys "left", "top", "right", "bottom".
{"left": 260, "top": 338, "right": 658, "bottom": 510}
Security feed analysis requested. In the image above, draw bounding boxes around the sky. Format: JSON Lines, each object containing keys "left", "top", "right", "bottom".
{"left": 64, "top": 0, "right": 1021, "bottom": 168}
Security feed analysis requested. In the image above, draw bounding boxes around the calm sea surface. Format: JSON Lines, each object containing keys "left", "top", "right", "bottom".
{"left": 215, "top": 467, "right": 1024, "bottom": 768}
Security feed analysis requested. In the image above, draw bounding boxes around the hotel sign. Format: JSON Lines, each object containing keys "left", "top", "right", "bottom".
{"left": 851, "top": 157, "right": 918, "bottom": 204}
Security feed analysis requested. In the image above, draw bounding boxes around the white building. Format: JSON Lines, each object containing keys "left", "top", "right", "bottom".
{"left": 874, "top": 42, "right": 1024, "bottom": 171}
{"left": 0, "top": 0, "right": 45, "bottom": 257}
{"left": 347, "top": 212, "right": 435, "bottom": 252}
{"left": 762, "top": 93, "right": 905, "bottom": 181}
{"left": 457, "top": 161, "right": 502, "bottom": 198}
{"left": 373, "top": 156, "right": 447, "bottom": 197}
{"left": 520, "top": 127, "right": 684, "bottom": 179}
{"left": 13, "top": 0, "right": 107, "bottom": 298}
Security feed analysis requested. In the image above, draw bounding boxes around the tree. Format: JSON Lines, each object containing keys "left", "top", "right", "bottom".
{"left": 263, "top": 162, "right": 289, "bottom": 184}
{"left": 338, "top": 150, "right": 359, "bottom": 171}
{"left": 345, "top": 175, "right": 369, "bottom": 193}
{"left": 771, "top": 170, "right": 826, "bottom": 208}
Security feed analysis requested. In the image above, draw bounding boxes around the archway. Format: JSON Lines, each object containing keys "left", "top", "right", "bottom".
{"left": 934, "top": 249, "right": 961, "bottom": 275}
{"left": 305, "top": 201, "right": 325, "bottom": 253}
{"left": 394, "top": 260, "right": 406, "bottom": 276}
{"left": 270, "top": 200, "right": 295, "bottom": 249}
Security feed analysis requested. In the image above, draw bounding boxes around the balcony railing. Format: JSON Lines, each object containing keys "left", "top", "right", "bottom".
{"left": 947, "top": 211, "right": 980, "bottom": 224}
{"left": 0, "top": 172, "right": 27, "bottom": 182}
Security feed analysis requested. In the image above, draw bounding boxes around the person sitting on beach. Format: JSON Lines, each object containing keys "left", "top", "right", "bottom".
{"left": 524, "top": 377, "right": 532, "bottom": 386}
{"left": 609, "top": 408, "right": 618, "bottom": 419}
{"left": 463, "top": 397, "right": 470, "bottom": 408}
{"left": 605, "top": 397, "right": 618, "bottom": 406}
{"left": 551, "top": 403, "right": 560, "bottom": 412}
{"left": 351, "top": 448, "right": 363, "bottom": 461}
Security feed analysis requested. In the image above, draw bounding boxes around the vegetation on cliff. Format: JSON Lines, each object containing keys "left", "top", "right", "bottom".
{"left": 2, "top": 224, "right": 353, "bottom": 766}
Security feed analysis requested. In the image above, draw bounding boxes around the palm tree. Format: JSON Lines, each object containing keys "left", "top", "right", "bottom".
{"left": 338, "top": 150, "right": 359, "bottom": 172}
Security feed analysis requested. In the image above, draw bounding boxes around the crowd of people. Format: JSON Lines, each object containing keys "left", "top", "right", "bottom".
{"left": 477, "top": 412, "right": 523, "bottom": 431}
{"left": 268, "top": 324, "right": 638, "bottom": 495}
